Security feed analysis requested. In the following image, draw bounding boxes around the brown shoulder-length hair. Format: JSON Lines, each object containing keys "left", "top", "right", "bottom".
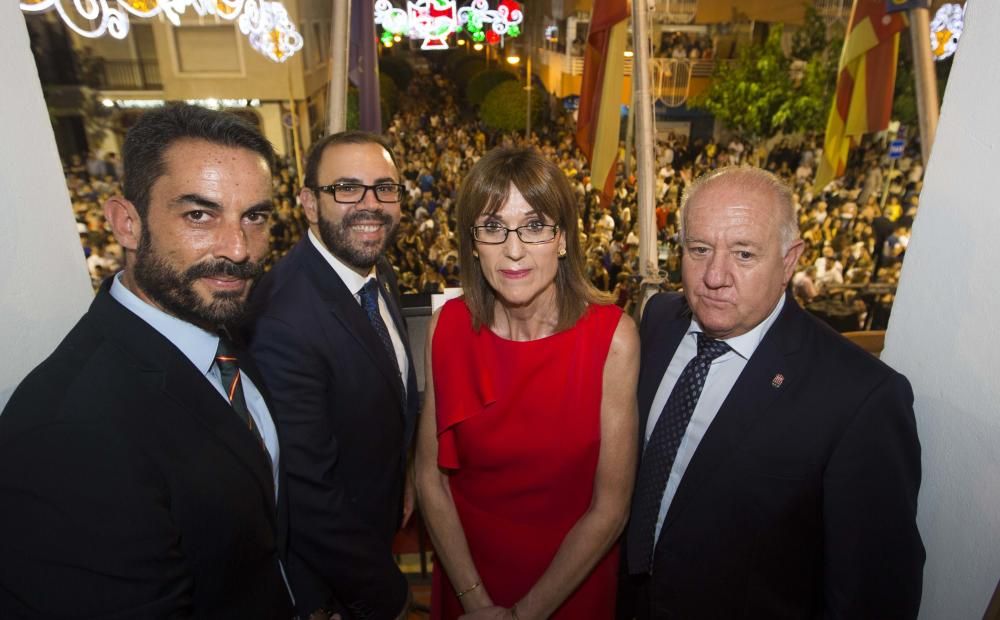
{"left": 456, "top": 146, "right": 612, "bottom": 331}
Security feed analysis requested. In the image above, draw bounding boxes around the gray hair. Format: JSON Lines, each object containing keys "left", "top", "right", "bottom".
{"left": 679, "top": 165, "right": 800, "bottom": 251}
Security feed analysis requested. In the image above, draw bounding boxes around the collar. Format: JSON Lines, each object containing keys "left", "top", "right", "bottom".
{"left": 109, "top": 272, "right": 219, "bottom": 375}
{"left": 687, "top": 294, "right": 786, "bottom": 361}
{"left": 307, "top": 228, "right": 376, "bottom": 295}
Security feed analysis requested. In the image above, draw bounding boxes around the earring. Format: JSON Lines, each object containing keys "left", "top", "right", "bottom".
{"left": 558, "top": 248, "right": 567, "bottom": 258}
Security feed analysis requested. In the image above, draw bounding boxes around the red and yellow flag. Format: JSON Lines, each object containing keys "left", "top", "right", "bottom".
{"left": 575, "top": 0, "right": 629, "bottom": 206}
{"left": 815, "top": 0, "right": 906, "bottom": 190}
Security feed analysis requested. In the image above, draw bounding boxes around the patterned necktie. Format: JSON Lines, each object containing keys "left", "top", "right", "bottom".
{"left": 626, "top": 332, "right": 731, "bottom": 574}
{"left": 359, "top": 278, "right": 401, "bottom": 377}
{"left": 215, "top": 333, "right": 268, "bottom": 457}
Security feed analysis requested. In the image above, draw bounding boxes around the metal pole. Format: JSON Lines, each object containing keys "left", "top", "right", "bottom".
{"left": 525, "top": 52, "right": 532, "bottom": 139}
{"left": 632, "top": 0, "right": 661, "bottom": 308}
{"left": 908, "top": 6, "right": 939, "bottom": 167}
{"left": 327, "top": 0, "right": 351, "bottom": 134}
{"left": 288, "top": 70, "right": 304, "bottom": 187}
{"left": 879, "top": 157, "right": 897, "bottom": 211}
{"left": 624, "top": 87, "right": 634, "bottom": 180}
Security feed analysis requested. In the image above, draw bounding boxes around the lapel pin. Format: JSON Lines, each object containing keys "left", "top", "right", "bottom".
{"left": 771, "top": 373, "right": 784, "bottom": 388}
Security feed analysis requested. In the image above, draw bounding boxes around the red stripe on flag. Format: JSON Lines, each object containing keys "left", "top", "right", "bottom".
{"left": 864, "top": 26, "right": 902, "bottom": 131}
{"left": 575, "top": 0, "right": 628, "bottom": 159}
{"left": 836, "top": 69, "right": 855, "bottom": 120}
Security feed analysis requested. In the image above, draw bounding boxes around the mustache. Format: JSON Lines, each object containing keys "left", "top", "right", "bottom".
{"left": 183, "top": 258, "right": 263, "bottom": 282}
{"left": 342, "top": 209, "right": 394, "bottom": 227}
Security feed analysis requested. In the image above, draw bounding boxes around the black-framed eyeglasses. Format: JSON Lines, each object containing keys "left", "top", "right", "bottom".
{"left": 312, "top": 182, "right": 405, "bottom": 204}
{"left": 470, "top": 222, "right": 560, "bottom": 245}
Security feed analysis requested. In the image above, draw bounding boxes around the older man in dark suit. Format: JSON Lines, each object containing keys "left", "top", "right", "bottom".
{"left": 0, "top": 104, "right": 293, "bottom": 618}
{"left": 248, "top": 132, "right": 419, "bottom": 620}
{"left": 619, "top": 166, "right": 924, "bottom": 619}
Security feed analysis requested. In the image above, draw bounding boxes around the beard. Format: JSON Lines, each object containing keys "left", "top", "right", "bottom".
{"left": 318, "top": 208, "right": 398, "bottom": 272}
{"left": 132, "top": 229, "right": 263, "bottom": 330}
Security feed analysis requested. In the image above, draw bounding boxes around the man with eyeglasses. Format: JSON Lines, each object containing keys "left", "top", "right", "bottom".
{"left": 247, "top": 131, "right": 419, "bottom": 620}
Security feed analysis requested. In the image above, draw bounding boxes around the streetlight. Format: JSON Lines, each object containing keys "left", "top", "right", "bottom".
{"left": 505, "top": 46, "right": 531, "bottom": 138}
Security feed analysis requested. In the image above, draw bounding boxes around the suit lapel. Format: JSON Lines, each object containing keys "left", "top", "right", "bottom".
{"left": 637, "top": 295, "right": 691, "bottom": 451}
{"left": 660, "top": 295, "right": 805, "bottom": 534}
{"left": 301, "top": 241, "right": 407, "bottom": 409}
{"left": 91, "top": 285, "right": 277, "bottom": 524}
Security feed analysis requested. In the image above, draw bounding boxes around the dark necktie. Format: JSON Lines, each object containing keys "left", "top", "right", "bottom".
{"left": 215, "top": 333, "right": 269, "bottom": 458}
{"left": 626, "top": 332, "right": 731, "bottom": 574}
{"left": 359, "top": 278, "right": 401, "bottom": 377}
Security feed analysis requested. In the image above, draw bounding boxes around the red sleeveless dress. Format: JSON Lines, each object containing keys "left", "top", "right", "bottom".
{"left": 430, "top": 298, "right": 622, "bottom": 619}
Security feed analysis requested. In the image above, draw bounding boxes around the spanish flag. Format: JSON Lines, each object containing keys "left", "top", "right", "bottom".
{"left": 815, "top": 0, "right": 906, "bottom": 190}
{"left": 576, "top": 0, "right": 629, "bottom": 206}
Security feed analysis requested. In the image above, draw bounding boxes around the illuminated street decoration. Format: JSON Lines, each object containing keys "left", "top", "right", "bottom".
{"left": 930, "top": 3, "right": 964, "bottom": 61}
{"left": 20, "top": 0, "right": 302, "bottom": 62}
{"left": 374, "top": 0, "right": 522, "bottom": 49}
{"left": 375, "top": 0, "right": 409, "bottom": 42}
{"left": 458, "top": 0, "right": 522, "bottom": 42}
{"left": 408, "top": 0, "right": 458, "bottom": 50}
{"left": 244, "top": 1, "right": 303, "bottom": 62}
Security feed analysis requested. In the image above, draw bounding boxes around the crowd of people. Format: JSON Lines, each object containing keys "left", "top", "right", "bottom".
{"left": 65, "top": 58, "right": 921, "bottom": 332}
{"left": 657, "top": 30, "right": 715, "bottom": 60}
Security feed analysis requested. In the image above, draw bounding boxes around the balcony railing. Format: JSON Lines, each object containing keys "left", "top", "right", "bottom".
{"left": 653, "top": 0, "right": 697, "bottom": 23}
{"left": 815, "top": 0, "right": 851, "bottom": 20}
{"left": 93, "top": 59, "right": 162, "bottom": 91}
{"left": 650, "top": 58, "right": 718, "bottom": 106}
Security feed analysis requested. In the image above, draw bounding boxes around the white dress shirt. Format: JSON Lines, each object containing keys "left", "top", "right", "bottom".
{"left": 109, "top": 273, "right": 281, "bottom": 497}
{"left": 645, "top": 295, "right": 786, "bottom": 542}
{"left": 307, "top": 229, "right": 409, "bottom": 391}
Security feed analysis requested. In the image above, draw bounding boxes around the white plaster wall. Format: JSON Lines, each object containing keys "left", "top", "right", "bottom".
{"left": 0, "top": 9, "right": 93, "bottom": 409}
{"left": 881, "top": 1, "right": 1000, "bottom": 616}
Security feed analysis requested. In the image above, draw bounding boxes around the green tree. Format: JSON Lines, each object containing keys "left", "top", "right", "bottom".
{"left": 379, "top": 55, "right": 413, "bottom": 90}
{"left": 380, "top": 73, "right": 399, "bottom": 122}
{"left": 691, "top": 26, "right": 793, "bottom": 139}
{"left": 466, "top": 69, "right": 516, "bottom": 106}
{"left": 692, "top": 17, "right": 842, "bottom": 138}
{"left": 453, "top": 56, "right": 489, "bottom": 91}
{"left": 479, "top": 79, "right": 545, "bottom": 132}
{"left": 790, "top": 5, "right": 828, "bottom": 60}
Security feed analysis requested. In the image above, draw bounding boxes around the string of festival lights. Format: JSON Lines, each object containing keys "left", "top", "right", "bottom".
{"left": 20, "top": 0, "right": 303, "bottom": 62}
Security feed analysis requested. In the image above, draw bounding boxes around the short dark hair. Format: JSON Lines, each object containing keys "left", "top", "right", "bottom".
{"left": 303, "top": 131, "right": 399, "bottom": 189}
{"left": 121, "top": 104, "right": 275, "bottom": 217}
{"left": 456, "top": 146, "right": 611, "bottom": 331}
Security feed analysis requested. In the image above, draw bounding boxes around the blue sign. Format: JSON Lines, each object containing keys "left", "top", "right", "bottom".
{"left": 889, "top": 139, "right": 905, "bottom": 160}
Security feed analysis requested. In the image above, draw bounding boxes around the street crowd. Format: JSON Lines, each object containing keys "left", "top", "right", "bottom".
{"left": 65, "top": 61, "right": 920, "bottom": 331}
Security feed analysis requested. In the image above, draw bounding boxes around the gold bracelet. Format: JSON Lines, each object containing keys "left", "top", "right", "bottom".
{"left": 455, "top": 580, "right": 481, "bottom": 599}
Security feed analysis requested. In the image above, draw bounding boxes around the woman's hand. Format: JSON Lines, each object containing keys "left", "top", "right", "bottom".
{"left": 459, "top": 606, "right": 516, "bottom": 620}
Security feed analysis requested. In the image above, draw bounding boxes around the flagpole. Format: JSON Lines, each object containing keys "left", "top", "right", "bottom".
{"left": 908, "top": 5, "right": 939, "bottom": 167}
{"left": 631, "top": 0, "right": 660, "bottom": 309}
{"left": 328, "top": 0, "right": 351, "bottom": 134}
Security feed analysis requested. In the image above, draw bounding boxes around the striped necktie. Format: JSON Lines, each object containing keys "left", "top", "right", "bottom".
{"left": 215, "top": 333, "right": 268, "bottom": 457}
{"left": 626, "top": 333, "right": 731, "bottom": 574}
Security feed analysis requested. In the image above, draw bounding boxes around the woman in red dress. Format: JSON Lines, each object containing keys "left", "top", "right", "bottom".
{"left": 415, "top": 147, "right": 639, "bottom": 619}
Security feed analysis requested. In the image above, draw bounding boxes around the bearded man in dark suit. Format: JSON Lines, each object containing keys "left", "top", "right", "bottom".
{"left": 619, "top": 166, "right": 925, "bottom": 619}
{"left": 248, "top": 132, "right": 419, "bottom": 620}
{"left": 0, "top": 104, "right": 293, "bottom": 618}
